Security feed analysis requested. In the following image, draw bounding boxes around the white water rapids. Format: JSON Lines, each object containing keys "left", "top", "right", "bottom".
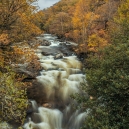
{"left": 23, "top": 34, "right": 88, "bottom": 129}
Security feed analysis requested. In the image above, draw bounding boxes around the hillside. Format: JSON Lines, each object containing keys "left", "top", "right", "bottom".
{"left": 41, "top": 0, "right": 120, "bottom": 53}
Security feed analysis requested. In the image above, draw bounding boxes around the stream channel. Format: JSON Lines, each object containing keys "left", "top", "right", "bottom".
{"left": 23, "top": 34, "right": 88, "bottom": 129}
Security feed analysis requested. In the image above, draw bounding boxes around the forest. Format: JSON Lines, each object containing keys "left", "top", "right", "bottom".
{"left": 0, "top": 0, "right": 129, "bottom": 128}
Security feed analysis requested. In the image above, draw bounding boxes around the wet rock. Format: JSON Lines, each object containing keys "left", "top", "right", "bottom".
{"left": 41, "top": 52, "right": 51, "bottom": 56}
{"left": 14, "top": 67, "right": 36, "bottom": 79}
{"left": 13, "top": 62, "right": 42, "bottom": 82}
{"left": 27, "top": 80, "right": 47, "bottom": 104}
{"left": 42, "top": 103, "right": 52, "bottom": 108}
{"left": 26, "top": 108, "right": 33, "bottom": 116}
{"left": 59, "top": 41, "right": 71, "bottom": 46}
{"left": 76, "top": 52, "right": 88, "bottom": 61}
{"left": 66, "top": 42, "right": 71, "bottom": 45}
{"left": 36, "top": 39, "right": 51, "bottom": 46}
{"left": 41, "top": 40, "right": 51, "bottom": 46}
{"left": 54, "top": 53, "right": 63, "bottom": 59}
{"left": 47, "top": 68, "right": 59, "bottom": 71}
{"left": 59, "top": 42, "right": 66, "bottom": 46}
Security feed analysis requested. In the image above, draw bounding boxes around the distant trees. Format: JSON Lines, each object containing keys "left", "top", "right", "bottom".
{"left": 40, "top": 0, "right": 120, "bottom": 53}
{"left": 40, "top": 0, "right": 78, "bottom": 39}
{"left": 72, "top": 0, "right": 99, "bottom": 52}
{"left": 49, "top": 12, "right": 71, "bottom": 38}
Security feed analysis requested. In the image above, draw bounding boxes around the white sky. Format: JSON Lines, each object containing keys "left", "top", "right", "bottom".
{"left": 37, "top": 0, "right": 60, "bottom": 10}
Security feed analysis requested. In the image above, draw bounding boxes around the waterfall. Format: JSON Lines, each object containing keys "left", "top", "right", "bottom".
{"left": 23, "top": 34, "right": 87, "bottom": 129}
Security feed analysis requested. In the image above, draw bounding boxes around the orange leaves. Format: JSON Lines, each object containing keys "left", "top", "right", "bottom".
{"left": 10, "top": 10, "right": 42, "bottom": 41}
{"left": 12, "top": 43, "right": 41, "bottom": 72}
{"left": 12, "top": 45, "right": 34, "bottom": 63}
{"left": 72, "top": 16, "right": 81, "bottom": 28}
{"left": 72, "top": 0, "right": 99, "bottom": 29}
{"left": 73, "top": 30, "right": 81, "bottom": 42}
{"left": 40, "top": 0, "right": 119, "bottom": 54}
{"left": 0, "top": 0, "right": 41, "bottom": 42}
{"left": 74, "top": 43, "right": 87, "bottom": 54}
{"left": 0, "top": 33, "right": 10, "bottom": 46}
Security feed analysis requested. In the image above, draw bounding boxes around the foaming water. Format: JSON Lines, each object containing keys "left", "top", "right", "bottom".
{"left": 23, "top": 34, "right": 87, "bottom": 129}
{"left": 38, "top": 107, "right": 63, "bottom": 129}
{"left": 68, "top": 74, "right": 85, "bottom": 82}
{"left": 23, "top": 120, "right": 51, "bottom": 129}
{"left": 31, "top": 100, "right": 38, "bottom": 112}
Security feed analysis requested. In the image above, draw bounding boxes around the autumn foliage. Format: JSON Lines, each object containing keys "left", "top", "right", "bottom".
{"left": 0, "top": 0, "right": 43, "bottom": 44}
{"left": 40, "top": 0, "right": 120, "bottom": 53}
{"left": 0, "top": 0, "right": 42, "bottom": 126}
{"left": 1, "top": 0, "right": 129, "bottom": 128}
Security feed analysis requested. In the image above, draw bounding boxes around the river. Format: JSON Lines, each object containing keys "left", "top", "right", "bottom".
{"left": 23, "top": 34, "right": 88, "bottom": 129}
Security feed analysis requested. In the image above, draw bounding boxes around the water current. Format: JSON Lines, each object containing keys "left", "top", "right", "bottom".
{"left": 23, "top": 34, "right": 88, "bottom": 129}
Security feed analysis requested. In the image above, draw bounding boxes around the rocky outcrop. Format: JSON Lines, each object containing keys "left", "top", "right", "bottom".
{"left": 13, "top": 56, "right": 42, "bottom": 82}
{"left": 27, "top": 80, "right": 47, "bottom": 104}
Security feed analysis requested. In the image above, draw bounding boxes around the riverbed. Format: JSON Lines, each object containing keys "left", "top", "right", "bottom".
{"left": 23, "top": 34, "right": 87, "bottom": 129}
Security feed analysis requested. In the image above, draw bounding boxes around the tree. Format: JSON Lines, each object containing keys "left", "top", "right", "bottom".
{"left": 0, "top": 0, "right": 41, "bottom": 43}
{"left": 73, "top": 0, "right": 129, "bottom": 128}
{"left": 108, "top": 0, "right": 129, "bottom": 46}
{"left": 72, "top": 0, "right": 102, "bottom": 54}
{"left": 49, "top": 12, "right": 71, "bottom": 37}
{"left": 40, "top": 0, "right": 78, "bottom": 39}
{"left": 88, "top": 30, "right": 108, "bottom": 52}
{"left": 0, "top": 0, "right": 36, "bottom": 31}
{"left": 0, "top": 0, "right": 42, "bottom": 126}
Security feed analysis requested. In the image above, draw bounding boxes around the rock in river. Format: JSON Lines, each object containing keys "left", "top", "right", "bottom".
{"left": 54, "top": 53, "right": 63, "bottom": 59}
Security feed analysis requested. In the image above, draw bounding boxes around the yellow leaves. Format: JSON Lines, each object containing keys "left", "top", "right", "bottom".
{"left": 72, "top": 0, "right": 85, "bottom": 27}
{"left": 88, "top": 32, "right": 108, "bottom": 52}
{"left": 72, "top": 17, "right": 80, "bottom": 28}
{"left": 88, "top": 34, "right": 99, "bottom": 47}
{"left": 117, "top": 0, "right": 129, "bottom": 23}
{"left": 72, "top": 0, "right": 101, "bottom": 51}
{"left": 0, "top": 51, "right": 4, "bottom": 67}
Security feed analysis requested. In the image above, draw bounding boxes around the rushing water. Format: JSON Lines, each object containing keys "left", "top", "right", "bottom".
{"left": 23, "top": 34, "right": 88, "bottom": 129}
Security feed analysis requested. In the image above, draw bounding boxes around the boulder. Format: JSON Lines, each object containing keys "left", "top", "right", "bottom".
{"left": 36, "top": 39, "right": 51, "bottom": 46}
{"left": 41, "top": 52, "right": 51, "bottom": 56}
{"left": 42, "top": 103, "right": 52, "bottom": 108}
{"left": 54, "top": 53, "right": 63, "bottom": 59}
{"left": 27, "top": 80, "right": 47, "bottom": 104}
{"left": 41, "top": 40, "right": 51, "bottom": 46}
{"left": 59, "top": 42, "right": 66, "bottom": 46}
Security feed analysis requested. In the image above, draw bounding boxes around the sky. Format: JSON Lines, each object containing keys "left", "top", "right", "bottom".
{"left": 37, "top": 0, "right": 60, "bottom": 10}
